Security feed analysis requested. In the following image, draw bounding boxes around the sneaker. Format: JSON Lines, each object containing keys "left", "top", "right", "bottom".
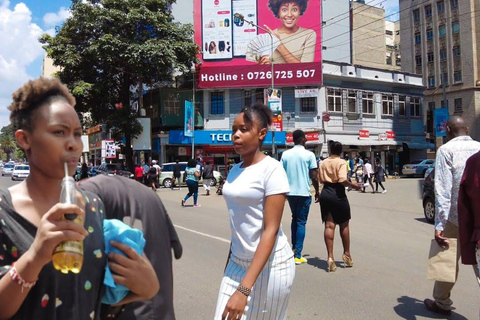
{"left": 181, "top": 200, "right": 185, "bottom": 207}
{"left": 193, "top": 204, "right": 201, "bottom": 207}
{"left": 423, "top": 299, "right": 451, "bottom": 316}
{"left": 294, "top": 257, "right": 307, "bottom": 265}
{"left": 382, "top": 190, "right": 387, "bottom": 194}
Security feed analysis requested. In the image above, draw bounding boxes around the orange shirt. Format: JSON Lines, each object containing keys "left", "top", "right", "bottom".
{"left": 318, "top": 156, "right": 347, "bottom": 183}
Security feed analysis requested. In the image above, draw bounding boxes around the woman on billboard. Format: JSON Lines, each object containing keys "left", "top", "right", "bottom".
{"left": 246, "top": 0, "right": 316, "bottom": 64}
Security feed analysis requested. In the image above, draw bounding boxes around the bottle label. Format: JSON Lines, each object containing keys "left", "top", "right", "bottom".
{"left": 53, "top": 240, "right": 84, "bottom": 255}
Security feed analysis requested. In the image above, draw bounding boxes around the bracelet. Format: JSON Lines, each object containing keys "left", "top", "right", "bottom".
{"left": 236, "top": 284, "right": 251, "bottom": 297}
{"left": 9, "top": 263, "right": 37, "bottom": 292}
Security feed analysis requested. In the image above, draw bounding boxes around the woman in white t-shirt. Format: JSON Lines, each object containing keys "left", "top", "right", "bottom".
{"left": 214, "top": 104, "right": 295, "bottom": 320}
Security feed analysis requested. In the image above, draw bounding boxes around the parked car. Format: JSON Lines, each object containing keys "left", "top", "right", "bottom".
{"left": 422, "top": 168, "right": 435, "bottom": 224}
{"left": 2, "top": 163, "right": 15, "bottom": 176}
{"left": 11, "top": 165, "right": 30, "bottom": 181}
{"left": 96, "top": 163, "right": 134, "bottom": 179}
{"left": 424, "top": 165, "right": 434, "bottom": 178}
{"left": 402, "top": 159, "right": 435, "bottom": 177}
{"left": 159, "top": 162, "right": 222, "bottom": 188}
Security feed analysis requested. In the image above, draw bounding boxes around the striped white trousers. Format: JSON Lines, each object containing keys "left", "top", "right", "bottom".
{"left": 214, "top": 244, "right": 295, "bottom": 320}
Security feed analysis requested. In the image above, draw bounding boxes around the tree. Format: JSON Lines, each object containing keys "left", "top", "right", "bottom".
{"left": 40, "top": 0, "right": 198, "bottom": 170}
{"left": 0, "top": 125, "right": 17, "bottom": 162}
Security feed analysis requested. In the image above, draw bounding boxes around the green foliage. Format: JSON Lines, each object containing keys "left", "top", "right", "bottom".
{"left": 0, "top": 125, "right": 17, "bottom": 162}
{"left": 40, "top": 0, "right": 198, "bottom": 168}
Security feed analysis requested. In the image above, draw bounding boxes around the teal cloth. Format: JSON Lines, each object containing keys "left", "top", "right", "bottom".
{"left": 102, "top": 219, "right": 146, "bottom": 304}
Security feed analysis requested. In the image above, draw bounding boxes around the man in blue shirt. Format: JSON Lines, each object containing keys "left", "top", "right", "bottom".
{"left": 281, "top": 130, "right": 319, "bottom": 265}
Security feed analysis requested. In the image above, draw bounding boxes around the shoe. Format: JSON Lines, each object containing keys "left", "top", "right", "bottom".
{"left": 193, "top": 204, "right": 201, "bottom": 207}
{"left": 342, "top": 254, "right": 354, "bottom": 267}
{"left": 382, "top": 190, "right": 387, "bottom": 194}
{"left": 294, "top": 257, "right": 307, "bottom": 265}
{"left": 327, "top": 258, "right": 336, "bottom": 272}
{"left": 181, "top": 200, "right": 185, "bottom": 207}
{"left": 206, "top": 190, "right": 210, "bottom": 196}
{"left": 423, "top": 298, "right": 452, "bottom": 316}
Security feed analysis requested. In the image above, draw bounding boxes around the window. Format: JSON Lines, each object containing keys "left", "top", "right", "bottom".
{"left": 382, "top": 95, "right": 394, "bottom": 115}
{"left": 362, "top": 92, "right": 374, "bottom": 114}
{"left": 327, "top": 88, "right": 342, "bottom": 112}
{"left": 396, "top": 54, "right": 401, "bottom": 66}
{"left": 415, "top": 55, "right": 422, "bottom": 66}
{"left": 386, "top": 55, "right": 392, "bottom": 65}
{"left": 413, "top": 9, "right": 420, "bottom": 21}
{"left": 428, "top": 76, "right": 435, "bottom": 87}
{"left": 440, "top": 49, "right": 447, "bottom": 61}
{"left": 347, "top": 91, "right": 356, "bottom": 113}
{"left": 451, "top": 0, "right": 458, "bottom": 9}
{"left": 386, "top": 30, "right": 393, "bottom": 36}
{"left": 415, "top": 33, "right": 421, "bottom": 44}
{"left": 441, "top": 100, "right": 448, "bottom": 108}
{"left": 439, "top": 25, "right": 446, "bottom": 37}
{"left": 427, "top": 52, "right": 434, "bottom": 63}
{"left": 453, "top": 46, "right": 461, "bottom": 58}
{"left": 454, "top": 70, "right": 462, "bottom": 83}
{"left": 243, "top": 90, "right": 253, "bottom": 106}
{"left": 426, "top": 29, "right": 433, "bottom": 40}
{"left": 425, "top": 5, "right": 432, "bottom": 18}
{"left": 300, "top": 97, "right": 316, "bottom": 113}
{"left": 452, "top": 22, "right": 460, "bottom": 34}
{"left": 398, "top": 96, "right": 406, "bottom": 116}
{"left": 442, "top": 72, "right": 448, "bottom": 85}
{"left": 411, "top": 97, "right": 421, "bottom": 117}
{"left": 437, "top": 1, "right": 445, "bottom": 13}
{"left": 428, "top": 101, "right": 435, "bottom": 110}
{"left": 210, "top": 92, "right": 224, "bottom": 115}
{"left": 454, "top": 98, "right": 462, "bottom": 113}
{"left": 164, "top": 95, "right": 180, "bottom": 115}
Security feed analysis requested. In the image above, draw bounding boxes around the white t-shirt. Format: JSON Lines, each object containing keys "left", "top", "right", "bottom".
{"left": 222, "top": 156, "right": 290, "bottom": 259}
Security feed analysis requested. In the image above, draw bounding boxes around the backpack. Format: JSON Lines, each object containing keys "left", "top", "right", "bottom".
{"left": 149, "top": 166, "right": 157, "bottom": 176}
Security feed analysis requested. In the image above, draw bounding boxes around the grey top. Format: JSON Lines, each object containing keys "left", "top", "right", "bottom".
{"left": 79, "top": 175, "right": 182, "bottom": 320}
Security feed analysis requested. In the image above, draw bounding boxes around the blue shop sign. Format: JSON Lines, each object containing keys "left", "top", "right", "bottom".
{"left": 169, "top": 130, "right": 285, "bottom": 145}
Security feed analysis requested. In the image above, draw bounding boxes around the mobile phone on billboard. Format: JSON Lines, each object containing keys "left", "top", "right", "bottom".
{"left": 232, "top": 0, "right": 258, "bottom": 57}
{"left": 201, "top": 0, "right": 233, "bottom": 60}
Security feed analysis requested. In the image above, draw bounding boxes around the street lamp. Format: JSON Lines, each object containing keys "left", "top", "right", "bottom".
{"left": 235, "top": 13, "right": 276, "bottom": 157}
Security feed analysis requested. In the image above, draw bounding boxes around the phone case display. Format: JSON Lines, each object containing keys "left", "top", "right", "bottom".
{"left": 232, "top": 0, "right": 257, "bottom": 57}
{"left": 202, "top": 0, "right": 233, "bottom": 60}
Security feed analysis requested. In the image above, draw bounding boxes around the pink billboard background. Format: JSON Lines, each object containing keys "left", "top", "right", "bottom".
{"left": 194, "top": 0, "right": 322, "bottom": 88}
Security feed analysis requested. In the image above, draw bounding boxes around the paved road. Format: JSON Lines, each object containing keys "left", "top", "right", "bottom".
{"left": 2, "top": 176, "right": 477, "bottom": 319}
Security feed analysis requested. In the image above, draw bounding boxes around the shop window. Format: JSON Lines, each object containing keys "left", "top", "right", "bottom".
{"left": 300, "top": 97, "right": 316, "bottom": 113}
{"left": 398, "top": 96, "right": 406, "bottom": 116}
{"left": 210, "top": 92, "right": 224, "bottom": 115}
{"left": 382, "top": 95, "right": 394, "bottom": 115}
{"left": 347, "top": 90, "right": 356, "bottom": 113}
{"left": 454, "top": 98, "right": 462, "bottom": 113}
{"left": 454, "top": 70, "right": 462, "bottom": 83}
{"left": 411, "top": 97, "right": 421, "bottom": 117}
{"left": 327, "top": 88, "right": 342, "bottom": 112}
{"left": 362, "top": 92, "right": 374, "bottom": 114}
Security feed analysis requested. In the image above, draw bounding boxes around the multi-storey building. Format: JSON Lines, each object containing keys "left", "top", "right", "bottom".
{"left": 386, "top": 20, "right": 401, "bottom": 69}
{"left": 400, "top": 0, "right": 480, "bottom": 147}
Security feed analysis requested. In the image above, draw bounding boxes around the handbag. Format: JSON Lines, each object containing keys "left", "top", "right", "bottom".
{"left": 427, "top": 238, "right": 457, "bottom": 283}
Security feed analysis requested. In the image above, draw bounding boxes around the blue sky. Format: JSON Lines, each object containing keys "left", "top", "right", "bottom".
{"left": 0, "top": 0, "right": 399, "bottom": 130}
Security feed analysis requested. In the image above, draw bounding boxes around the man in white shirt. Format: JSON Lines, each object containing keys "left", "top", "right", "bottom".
{"left": 280, "top": 130, "right": 319, "bottom": 265}
{"left": 424, "top": 116, "right": 480, "bottom": 316}
{"left": 152, "top": 160, "right": 161, "bottom": 187}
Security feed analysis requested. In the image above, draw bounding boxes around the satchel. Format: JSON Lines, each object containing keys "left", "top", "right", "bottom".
{"left": 427, "top": 238, "right": 457, "bottom": 283}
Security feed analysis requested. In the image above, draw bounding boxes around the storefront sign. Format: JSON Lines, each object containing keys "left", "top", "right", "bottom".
{"left": 265, "top": 89, "right": 282, "bottom": 131}
{"left": 286, "top": 132, "right": 320, "bottom": 144}
{"left": 204, "top": 145, "right": 235, "bottom": 153}
{"left": 434, "top": 108, "right": 449, "bottom": 137}
{"left": 86, "top": 125, "right": 102, "bottom": 135}
{"left": 169, "top": 130, "right": 286, "bottom": 145}
{"left": 184, "top": 101, "right": 194, "bottom": 137}
{"left": 102, "top": 139, "right": 116, "bottom": 159}
{"left": 295, "top": 88, "right": 319, "bottom": 98}
{"left": 386, "top": 131, "right": 396, "bottom": 140}
{"left": 358, "top": 130, "right": 370, "bottom": 139}
{"left": 378, "top": 133, "right": 387, "bottom": 141}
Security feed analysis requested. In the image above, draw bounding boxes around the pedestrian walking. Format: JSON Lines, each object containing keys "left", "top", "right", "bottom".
{"left": 80, "top": 162, "right": 88, "bottom": 180}
{"left": 424, "top": 116, "right": 480, "bottom": 316}
{"left": 362, "top": 159, "right": 375, "bottom": 193}
{"left": 135, "top": 163, "right": 144, "bottom": 183}
{"left": 79, "top": 175, "right": 183, "bottom": 320}
{"left": 142, "top": 162, "right": 149, "bottom": 185}
{"left": 373, "top": 158, "right": 387, "bottom": 194}
{"left": 147, "top": 162, "right": 158, "bottom": 191}
{"left": 458, "top": 151, "right": 480, "bottom": 291}
{"left": 318, "top": 141, "right": 362, "bottom": 272}
{"left": 152, "top": 160, "right": 161, "bottom": 188}
{"left": 202, "top": 161, "right": 214, "bottom": 195}
{"left": 353, "top": 157, "right": 363, "bottom": 183}
{"left": 280, "top": 129, "right": 319, "bottom": 265}
{"left": 0, "top": 77, "right": 158, "bottom": 320}
{"left": 171, "top": 160, "right": 181, "bottom": 190}
{"left": 214, "top": 104, "right": 295, "bottom": 320}
{"left": 181, "top": 159, "right": 201, "bottom": 207}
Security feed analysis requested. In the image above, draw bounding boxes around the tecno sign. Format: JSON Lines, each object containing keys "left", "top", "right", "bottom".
{"left": 210, "top": 133, "right": 232, "bottom": 143}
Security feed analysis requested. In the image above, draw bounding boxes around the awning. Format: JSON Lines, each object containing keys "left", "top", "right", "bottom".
{"left": 403, "top": 142, "right": 435, "bottom": 149}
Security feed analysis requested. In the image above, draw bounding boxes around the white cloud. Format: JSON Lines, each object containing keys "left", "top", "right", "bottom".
{"left": 43, "top": 7, "right": 70, "bottom": 28}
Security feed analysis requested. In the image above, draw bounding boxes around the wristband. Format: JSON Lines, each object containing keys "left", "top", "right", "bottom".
{"left": 9, "top": 263, "right": 37, "bottom": 292}
{"left": 236, "top": 284, "right": 251, "bottom": 297}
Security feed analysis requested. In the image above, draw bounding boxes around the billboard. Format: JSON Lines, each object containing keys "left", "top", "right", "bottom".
{"left": 434, "top": 107, "right": 449, "bottom": 137}
{"left": 184, "top": 101, "right": 194, "bottom": 137}
{"left": 194, "top": 0, "right": 322, "bottom": 88}
{"left": 133, "top": 118, "right": 152, "bottom": 150}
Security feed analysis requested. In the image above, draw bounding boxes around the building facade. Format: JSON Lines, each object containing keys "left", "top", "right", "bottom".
{"left": 400, "top": 0, "right": 480, "bottom": 147}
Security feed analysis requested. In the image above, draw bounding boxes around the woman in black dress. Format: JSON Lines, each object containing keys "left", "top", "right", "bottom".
{"left": 318, "top": 141, "right": 361, "bottom": 272}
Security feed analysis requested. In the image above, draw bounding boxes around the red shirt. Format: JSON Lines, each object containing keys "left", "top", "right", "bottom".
{"left": 135, "top": 166, "right": 144, "bottom": 178}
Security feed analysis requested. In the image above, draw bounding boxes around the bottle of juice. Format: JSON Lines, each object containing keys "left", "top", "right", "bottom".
{"left": 52, "top": 164, "right": 84, "bottom": 274}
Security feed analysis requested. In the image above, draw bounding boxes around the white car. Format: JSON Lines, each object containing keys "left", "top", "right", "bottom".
{"left": 159, "top": 162, "right": 222, "bottom": 188}
{"left": 2, "top": 163, "right": 14, "bottom": 176}
{"left": 11, "top": 165, "right": 30, "bottom": 181}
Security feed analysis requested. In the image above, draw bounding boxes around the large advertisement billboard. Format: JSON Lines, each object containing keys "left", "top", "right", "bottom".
{"left": 194, "top": 0, "right": 322, "bottom": 88}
